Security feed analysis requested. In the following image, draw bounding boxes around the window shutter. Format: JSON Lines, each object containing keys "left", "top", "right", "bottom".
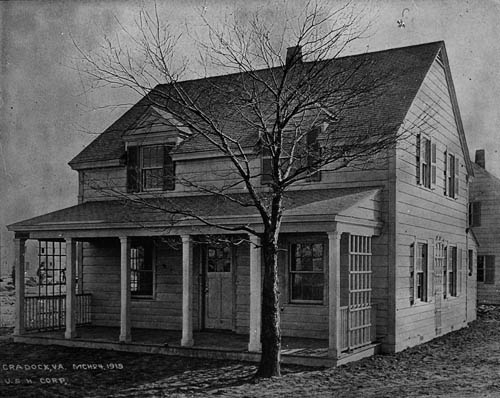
{"left": 473, "top": 202, "right": 482, "bottom": 227}
{"left": 454, "top": 157, "right": 459, "bottom": 198}
{"left": 477, "top": 255, "right": 485, "bottom": 282}
{"left": 431, "top": 142, "right": 437, "bottom": 188}
{"left": 457, "top": 248, "right": 462, "bottom": 295}
{"left": 428, "top": 241, "right": 434, "bottom": 303}
{"left": 163, "top": 145, "right": 175, "bottom": 191}
{"left": 410, "top": 243, "right": 415, "bottom": 305}
{"left": 443, "top": 150, "right": 447, "bottom": 195}
{"left": 423, "top": 243, "right": 429, "bottom": 302}
{"left": 127, "top": 146, "right": 140, "bottom": 193}
{"left": 307, "top": 127, "right": 321, "bottom": 181}
{"left": 261, "top": 147, "right": 273, "bottom": 184}
{"left": 416, "top": 134, "right": 421, "bottom": 185}
{"left": 485, "top": 255, "right": 495, "bottom": 284}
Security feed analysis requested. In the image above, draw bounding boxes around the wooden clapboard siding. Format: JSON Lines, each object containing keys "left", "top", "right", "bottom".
{"left": 470, "top": 164, "right": 500, "bottom": 304}
{"left": 234, "top": 242, "right": 250, "bottom": 334}
{"left": 276, "top": 234, "right": 329, "bottom": 339}
{"left": 82, "top": 167, "right": 127, "bottom": 201}
{"left": 82, "top": 239, "right": 121, "bottom": 326}
{"left": 80, "top": 146, "right": 390, "bottom": 202}
{"left": 392, "top": 56, "right": 472, "bottom": 352}
{"left": 82, "top": 238, "right": 189, "bottom": 330}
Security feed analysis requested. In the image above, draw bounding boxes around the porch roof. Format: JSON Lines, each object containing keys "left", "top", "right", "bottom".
{"left": 8, "top": 187, "right": 382, "bottom": 236}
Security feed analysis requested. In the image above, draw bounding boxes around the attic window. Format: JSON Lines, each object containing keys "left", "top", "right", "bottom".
{"left": 127, "top": 144, "right": 175, "bottom": 192}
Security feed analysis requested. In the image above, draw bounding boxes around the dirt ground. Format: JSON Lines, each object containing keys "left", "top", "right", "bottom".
{"left": 1, "top": 295, "right": 500, "bottom": 397}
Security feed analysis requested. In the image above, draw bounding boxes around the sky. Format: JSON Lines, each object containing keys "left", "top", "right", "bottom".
{"left": 1, "top": 0, "right": 500, "bottom": 272}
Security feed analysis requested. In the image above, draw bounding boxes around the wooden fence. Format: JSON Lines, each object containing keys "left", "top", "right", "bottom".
{"left": 24, "top": 293, "right": 91, "bottom": 332}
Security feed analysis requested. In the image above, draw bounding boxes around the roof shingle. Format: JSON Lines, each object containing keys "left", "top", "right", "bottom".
{"left": 69, "top": 41, "right": 444, "bottom": 167}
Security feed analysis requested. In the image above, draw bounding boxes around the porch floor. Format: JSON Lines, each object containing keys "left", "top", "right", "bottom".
{"left": 16, "top": 326, "right": 341, "bottom": 367}
{"left": 29, "top": 326, "right": 328, "bottom": 355}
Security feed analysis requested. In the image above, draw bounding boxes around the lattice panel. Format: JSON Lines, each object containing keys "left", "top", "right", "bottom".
{"left": 347, "top": 235, "right": 372, "bottom": 350}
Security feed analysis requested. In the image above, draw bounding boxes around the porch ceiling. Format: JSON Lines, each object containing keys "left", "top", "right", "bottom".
{"left": 8, "top": 187, "right": 382, "bottom": 236}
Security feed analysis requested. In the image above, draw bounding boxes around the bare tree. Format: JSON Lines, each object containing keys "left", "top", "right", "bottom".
{"left": 73, "top": 1, "right": 415, "bottom": 377}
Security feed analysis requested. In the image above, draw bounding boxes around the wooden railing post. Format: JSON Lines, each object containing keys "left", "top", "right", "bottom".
{"left": 181, "top": 235, "right": 194, "bottom": 347}
{"left": 328, "top": 230, "right": 342, "bottom": 358}
{"left": 14, "top": 236, "right": 27, "bottom": 336}
{"left": 248, "top": 235, "right": 262, "bottom": 352}
{"left": 119, "top": 237, "right": 131, "bottom": 342}
{"left": 65, "top": 238, "right": 77, "bottom": 339}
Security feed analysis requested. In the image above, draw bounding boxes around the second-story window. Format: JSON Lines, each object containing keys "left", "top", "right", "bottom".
{"left": 477, "top": 255, "right": 495, "bottom": 284}
{"left": 444, "top": 151, "right": 459, "bottom": 198}
{"left": 261, "top": 147, "right": 273, "bottom": 184}
{"left": 127, "top": 144, "right": 175, "bottom": 193}
{"left": 469, "top": 201, "right": 481, "bottom": 227}
{"left": 416, "top": 134, "right": 436, "bottom": 189}
{"left": 261, "top": 127, "right": 322, "bottom": 184}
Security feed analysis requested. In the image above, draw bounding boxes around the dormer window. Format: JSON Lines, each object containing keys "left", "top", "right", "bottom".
{"left": 127, "top": 144, "right": 175, "bottom": 193}
{"left": 260, "top": 126, "right": 322, "bottom": 184}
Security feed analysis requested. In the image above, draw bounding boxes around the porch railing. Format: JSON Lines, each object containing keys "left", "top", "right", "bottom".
{"left": 340, "top": 303, "right": 377, "bottom": 352}
{"left": 24, "top": 294, "right": 91, "bottom": 332}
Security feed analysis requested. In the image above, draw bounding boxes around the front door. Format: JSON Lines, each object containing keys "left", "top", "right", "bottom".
{"left": 205, "top": 244, "right": 233, "bottom": 329}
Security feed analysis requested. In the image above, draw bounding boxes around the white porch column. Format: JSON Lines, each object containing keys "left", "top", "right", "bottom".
{"left": 65, "top": 238, "right": 77, "bottom": 339}
{"left": 13, "top": 236, "right": 27, "bottom": 336}
{"left": 248, "top": 235, "right": 262, "bottom": 352}
{"left": 119, "top": 236, "right": 131, "bottom": 343}
{"left": 181, "top": 235, "right": 194, "bottom": 347}
{"left": 328, "top": 230, "right": 342, "bottom": 358}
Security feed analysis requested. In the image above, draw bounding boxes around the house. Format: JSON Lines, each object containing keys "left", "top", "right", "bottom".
{"left": 7, "top": 41, "right": 477, "bottom": 366}
{"left": 469, "top": 149, "right": 500, "bottom": 305}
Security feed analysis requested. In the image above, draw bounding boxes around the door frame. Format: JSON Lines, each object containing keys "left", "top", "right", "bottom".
{"left": 200, "top": 240, "right": 237, "bottom": 331}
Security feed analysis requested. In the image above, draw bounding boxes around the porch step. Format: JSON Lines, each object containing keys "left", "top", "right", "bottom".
{"left": 336, "top": 342, "right": 381, "bottom": 366}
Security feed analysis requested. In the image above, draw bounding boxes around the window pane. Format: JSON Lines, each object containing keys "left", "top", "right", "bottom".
{"left": 208, "top": 259, "right": 216, "bottom": 272}
{"left": 313, "top": 257, "right": 324, "bottom": 272}
{"left": 301, "top": 255, "right": 313, "bottom": 271}
{"left": 291, "top": 274, "right": 323, "bottom": 301}
{"left": 312, "top": 243, "right": 323, "bottom": 257}
{"left": 477, "top": 256, "right": 485, "bottom": 282}
{"left": 143, "top": 169, "right": 163, "bottom": 189}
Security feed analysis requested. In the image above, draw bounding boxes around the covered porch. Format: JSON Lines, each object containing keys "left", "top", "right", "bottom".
{"left": 9, "top": 187, "right": 383, "bottom": 366}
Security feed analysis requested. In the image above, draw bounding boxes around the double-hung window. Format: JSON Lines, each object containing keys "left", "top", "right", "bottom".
{"left": 127, "top": 144, "right": 175, "bottom": 192}
{"left": 444, "top": 151, "right": 459, "bottom": 198}
{"left": 261, "top": 127, "right": 322, "bottom": 184}
{"left": 477, "top": 255, "right": 495, "bottom": 284}
{"left": 443, "top": 245, "right": 459, "bottom": 298}
{"left": 410, "top": 241, "right": 428, "bottom": 303}
{"left": 416, "top": 134, "right": 436, "bottom": 189}
{"left": 289, "top": 242, "right": 324, "bottom": 303}
{"left": 130, "top": 241, "right": 154, "bottom": 298}
{"left": 468, "top": 201, "right": 481, "bottom": 227}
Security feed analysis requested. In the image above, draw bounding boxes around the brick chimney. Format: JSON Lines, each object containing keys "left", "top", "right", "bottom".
{"left": 475, "top": 149, "right": 485, "bottom": 168}
{"left": 286, "top": 46, "right": 302, "bottom": 66}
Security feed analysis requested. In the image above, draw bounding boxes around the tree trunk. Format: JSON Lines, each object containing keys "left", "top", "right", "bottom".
{"left": 255, "top": 238, "right": 281, "bottom": 378}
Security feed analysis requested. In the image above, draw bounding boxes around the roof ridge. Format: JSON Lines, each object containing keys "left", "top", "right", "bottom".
{"left": 154, "top": 41, "right": 444, "bottom": 88}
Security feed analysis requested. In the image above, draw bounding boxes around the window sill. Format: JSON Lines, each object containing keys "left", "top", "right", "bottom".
{"left": 131, "top": 296, "right": 155, "bottom": 301}
{"left": 411, "top": 300, "right": 431, "bottom": 307}
{"left": 287, "top": 301, "right": 325, "bottom": 307}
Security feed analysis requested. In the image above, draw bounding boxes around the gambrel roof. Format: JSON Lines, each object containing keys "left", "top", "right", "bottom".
{"left": 68, "top": 41, "right": 472, "bottom": 175}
